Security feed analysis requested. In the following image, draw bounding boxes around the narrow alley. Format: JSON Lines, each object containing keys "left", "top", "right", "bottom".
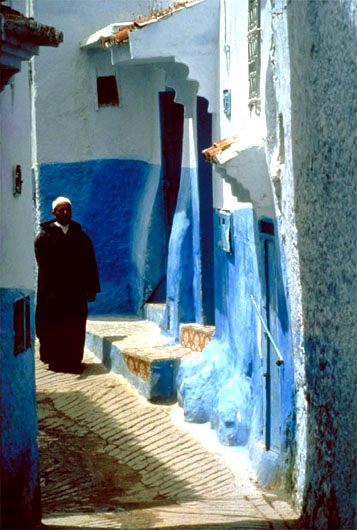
{"left": 2, "top": 1, "right": 356, "bottom": 529}
{"left": 36, "top": 338, "right": 300, "bottom": 530}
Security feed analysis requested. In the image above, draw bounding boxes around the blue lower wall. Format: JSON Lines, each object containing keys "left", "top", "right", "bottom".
{"left": 0, "top": 288, "right": 41, "bottom": 528}
{"left": 38, "top": 159, "right": 165, "bottom": 315}
{"left": 177, "top": 207, "right": 295, "bottom": 486}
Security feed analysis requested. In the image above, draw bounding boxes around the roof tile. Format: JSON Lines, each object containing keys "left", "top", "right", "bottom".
{"left": 99, "top": 0, "right": 201, "bottom": 48}
{"left": 0, "top": 4, "right": 63, "bottom": 47}
{"left": 202, "top": 135, "right": 240, "bottom": 164}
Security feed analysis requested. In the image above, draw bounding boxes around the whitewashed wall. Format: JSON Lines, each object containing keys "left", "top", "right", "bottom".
{"left": 213, "top": 0, "right": 274, "bottom": 218}
{"left": 0, "top": 67, "right": 34, "bottom": 289}
{"left": 31, "top": 0, "right": 168, "bottom": 167}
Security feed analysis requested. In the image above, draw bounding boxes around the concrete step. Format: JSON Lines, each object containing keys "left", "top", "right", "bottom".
{"left": 143, "top": 302, "right": 166, "bottom": 329}
{"left": 85, "top": 317, "right": 193, "bottom": 403}
{"left": 180, "top": 323, "right": 215, "bottom": 352}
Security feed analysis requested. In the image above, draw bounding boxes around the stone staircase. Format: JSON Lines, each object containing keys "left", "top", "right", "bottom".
{"left": 143, "top": 302, "right": 166, "bottom": 330}
{"left": 85, "top": 306, "right": 215, "bottom": 403}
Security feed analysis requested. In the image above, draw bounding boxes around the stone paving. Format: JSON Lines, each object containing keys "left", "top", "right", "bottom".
{"left": 36, "top": 343, "right": 303, "bottom": 530}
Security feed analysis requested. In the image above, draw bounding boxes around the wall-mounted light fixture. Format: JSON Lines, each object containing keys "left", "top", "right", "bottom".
{"left": 13, "top": 165, "right": 23, "bottom": 196}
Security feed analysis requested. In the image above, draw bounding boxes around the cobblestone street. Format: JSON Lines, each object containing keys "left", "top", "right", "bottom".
{"left": 36, "top": 346, "right": 302, "bottom": 530}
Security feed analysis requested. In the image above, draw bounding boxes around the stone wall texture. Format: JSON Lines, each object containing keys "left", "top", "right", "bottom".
{"left": 287, "top": 1, "right": 357, "bottom": 528}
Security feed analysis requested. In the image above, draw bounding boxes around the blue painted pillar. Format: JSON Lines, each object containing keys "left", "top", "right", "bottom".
{"left": 166, "top": 163, "right": 195, "bottom": 338}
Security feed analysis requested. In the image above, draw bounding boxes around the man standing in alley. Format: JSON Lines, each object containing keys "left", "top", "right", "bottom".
{"left": 35, "top": 196, "right": 100, "bottom": 373}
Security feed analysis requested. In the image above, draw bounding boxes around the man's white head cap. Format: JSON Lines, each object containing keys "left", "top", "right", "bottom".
{"left": 52, "top": 196, "right": 71, "bottom": 212}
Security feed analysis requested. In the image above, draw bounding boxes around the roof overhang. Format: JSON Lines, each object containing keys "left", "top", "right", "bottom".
{"left": 203, "top": 134, "right": 275, "bottom": 216}
{"left": 0, "top": 3, "right": 63, "bottom": 90}
{"left": 202, "top": 135, "right": 241, "bottom": 165}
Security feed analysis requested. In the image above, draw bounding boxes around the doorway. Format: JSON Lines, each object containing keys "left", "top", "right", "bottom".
{"left": 159, "top": 90, "right": 184, "bottom": 236}
{"left": 259, "top": 219, "right": 281, "bottom": 452}
{"left": 197, "top": 97, "right": 214, "bottom": 325}
{"left": 145, "top": 90, "right": 184, "bottom": 305}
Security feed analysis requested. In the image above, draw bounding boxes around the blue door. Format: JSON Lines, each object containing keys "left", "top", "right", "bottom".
{"left": 260, "top": 220, "right": 281, "bottom": 452}
{"left": 197, "top": 97, "right": 214, "bottom": 325}
{"left": 144, "top": 91, "right": 184, "bottom": 304}
{"left": 159, "top": 91, "right": 184, "bottom": 234}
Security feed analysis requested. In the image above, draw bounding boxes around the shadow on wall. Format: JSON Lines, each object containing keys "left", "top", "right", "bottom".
{"left": 288, "top": 2, "right": 357, "bottom": 528}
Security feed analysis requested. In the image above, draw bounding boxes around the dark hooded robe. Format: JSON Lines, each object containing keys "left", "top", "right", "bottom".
{"left": 35, "top": 220, "right": 100, "bottom": 373}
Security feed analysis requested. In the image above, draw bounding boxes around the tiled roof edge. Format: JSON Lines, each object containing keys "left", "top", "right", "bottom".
{"left": 202, "top": 135, "right": 240, "bottom": 164}
{"left": 99, "top": 0, "right": 202, "bottom": 49}
{"left": 1, "top": 4, "right": 63, "bottom": 47}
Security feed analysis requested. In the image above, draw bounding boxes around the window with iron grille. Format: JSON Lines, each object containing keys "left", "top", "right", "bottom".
{"left": 248, "top": 0, "right": 261, "bottom": 114}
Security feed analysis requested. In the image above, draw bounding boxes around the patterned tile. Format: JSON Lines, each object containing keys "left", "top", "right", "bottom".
{"left": 123, "top": 353, "right": 150, "bottom": 381}
{"left": 180, "top": 324, "right": 215, "bottom": 352}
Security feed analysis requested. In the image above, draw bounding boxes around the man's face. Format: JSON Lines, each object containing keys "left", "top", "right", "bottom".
{"left": 54, "top": 202, "right": 72, "bottom": 226}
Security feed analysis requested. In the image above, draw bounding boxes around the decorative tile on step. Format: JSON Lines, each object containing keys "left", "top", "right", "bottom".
{"left": 85, "top": 318, "right": 193, "bottom": 403}
{"left": 180, "top": 323, "right": 215, "bottom": 352}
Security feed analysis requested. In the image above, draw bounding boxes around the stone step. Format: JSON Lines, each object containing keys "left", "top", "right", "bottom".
{"left": 85, "top": 317, "right": 193, "bottom": 403}
{"left": 143, "top": 302, "right": 166, "bottom": 330}
{"left": 180, "top": 323, "right": 216, "bottom": 352}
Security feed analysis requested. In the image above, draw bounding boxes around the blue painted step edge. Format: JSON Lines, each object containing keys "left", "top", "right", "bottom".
{"left": 85, "top": 331, "right": 180, "bottom": 403}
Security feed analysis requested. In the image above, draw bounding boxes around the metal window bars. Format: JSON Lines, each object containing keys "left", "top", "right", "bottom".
{"left": 248, "top": 0, "right": 261, "bottom": 114}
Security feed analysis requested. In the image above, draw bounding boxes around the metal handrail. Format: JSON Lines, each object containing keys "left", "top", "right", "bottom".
{"left": 250, "top": 294, "right": 284, "bottom": 366}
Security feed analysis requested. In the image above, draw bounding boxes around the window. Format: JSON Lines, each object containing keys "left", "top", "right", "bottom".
{"left": 223, "top": 89, "right": 231, "bottom": 117}
{"left": 259, "top": 219, "right": 275, "bottom": 236}
{"left": 25, "top": 296, "right": 31, "bottom": 349}
{"left": 13, "top": 296, "right": 31, "bottom": 356}
{"left": 248, "top": 0, "right": 261, "bottom": 114}
{"left": 97, "top": 75, "right": 119, "bottom": 107}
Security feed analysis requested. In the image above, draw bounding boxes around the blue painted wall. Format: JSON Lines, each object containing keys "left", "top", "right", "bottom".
{"left": 38, "top": 159, "right": 165, "bottom": 316}
{"left": 0, "top": 288, "right": 41, "bottom": 528}
{"left": 166, "top": 166, "right": 195, "bottom": 338}
{"left": 177, "top": 207, "right": 295, "bottom": 484}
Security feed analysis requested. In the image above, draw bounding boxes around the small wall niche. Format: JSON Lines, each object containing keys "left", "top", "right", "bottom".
{"left": 97, "top": 75, "right": 119, "bottom": 107}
